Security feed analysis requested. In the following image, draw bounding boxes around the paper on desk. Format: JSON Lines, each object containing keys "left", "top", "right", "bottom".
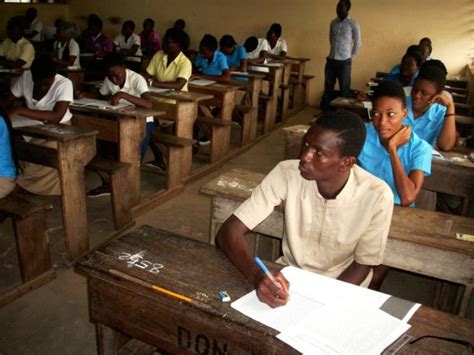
{"left": 148, "top": 87, "right": 173, "bottom": 94}
{"left": 362, "top": 101, "right": 373, "bottom": 109}
{"left": 277, "top": 303, "right": 411, "bottom": 355}
{"left": 11, "top": 115, "right": 43, "bottom": 142}
{"left": 73, "top": 98, "right": 133, "bottom": 110}
{"left": 248, "top": 65, "right": 269, "bottom": 73}
{"left": 190, "top": 79, "right": 216, "bottom": 86}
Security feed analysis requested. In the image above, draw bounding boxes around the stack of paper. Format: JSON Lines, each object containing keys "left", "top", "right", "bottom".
{"left": 231, "top": 266, "right": 419, "bottom": 354}
{"left": 190, "top": 79, "right": 216, "bottom": 86}
{"left": 148, "top": 87, "right": 173, "bottom": 94}
{"left": 73, "top": 98, "right": 133, "bottom": 111}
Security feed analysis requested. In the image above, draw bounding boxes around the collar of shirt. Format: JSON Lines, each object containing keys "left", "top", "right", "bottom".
{"left": 92, "top": 32, "right": 103, "bottom": 42}
{"left": 407, "top": 96, "right": 438, "bottom": 123}
{"left": 335, "top": 15, "right": 352, "bottom": 23}
{"left": 161, "top": 51, "right": 184, "bottom": 66}
{"left": 305, "top": 167, "right": 356, "bottom": 204}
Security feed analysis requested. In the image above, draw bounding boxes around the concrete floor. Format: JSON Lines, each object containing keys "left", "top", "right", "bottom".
{"left": 0, "top": 107, "right": 472, "bottom": 355}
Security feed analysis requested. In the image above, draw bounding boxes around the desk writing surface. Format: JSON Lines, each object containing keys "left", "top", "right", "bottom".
{"left": 71, "top": 104, "right": 164, "bottom": 119}
{"left": 189, "top": 82, "right": 242, "bottom": 93}
{"left": 150, "top": 90, "right": 213, "bottom": 102}
{"left": 13, "top": 123, "right": 98, "bottom": 142}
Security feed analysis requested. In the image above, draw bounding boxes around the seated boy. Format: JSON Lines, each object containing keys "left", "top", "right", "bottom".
{"left": 24, "top": 7, "right": 44, "bottom": 43}
{"left": 404, "top": 65, "right": 456, "bottom": 151}
{"left": 243, "top": 36, "right": 270, "bottom": 64}
{"left": 384, "top": 51, "right": 422, "bottom": 88}
{"left": 87, "top": 53, "right": 153, "bottom": 197}
{"left": 114, "top": 20, "right": 142, "bottom": 57}
{"left": 0, "top": 16, "right": 35, "bottom": 69}
{"left": 216, "top": 111, "right": 394, "bottom": 308}
{"left": 173, "top": 19, "right": 190, "bottom": 51}
{"left": 4, "top": 56, "right": 74, "bottom": 195}
{"left": 194, "top": 34, "right": 230, "bottom": 83}
{"left": 83, "top": 16, "right": 113, "bottom": 58}
{"left": 219, "top": 35, "right": 247, "bottom": 72}
{"left": 140, "top": 18, "right": 161, "bottom": 56}
{"left": 52, "top": 21, "right": 81, "bottom": 68}
{"left": 265, "top": 23, "right": 287, "bottom": 60}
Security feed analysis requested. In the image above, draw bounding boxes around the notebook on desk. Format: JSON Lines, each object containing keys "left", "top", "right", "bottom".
{"left": 190, "top": 79, "right": 216, "bottom": 86}
{"left": 73, "top": 98, "right": 133, "bottom": 111}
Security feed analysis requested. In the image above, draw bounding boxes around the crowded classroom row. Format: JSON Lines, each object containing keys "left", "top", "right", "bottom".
{"left": 0, "top": 0, "right": 473, "bottom": 353}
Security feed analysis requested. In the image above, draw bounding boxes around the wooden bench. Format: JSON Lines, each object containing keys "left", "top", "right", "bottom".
{"left": 0, "top": 192, "right": 55, "bottom": 306}
{"left": 234, "top": 104, "right": 257, "bottom": 147}
{"left": 200, "top": 169, "right": 474, "bottom": 316}
{"left": 258, "top": 94, "right": 276, "bottom": 134}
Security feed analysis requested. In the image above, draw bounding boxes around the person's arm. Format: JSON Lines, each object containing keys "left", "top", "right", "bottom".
{"left": 2, "top": 58, "right": 27, "bottom": 69}
{"left": 24, "top": 31, "right": 39, "bottom": 40}
{"left": 337, "top": 261, "right": 372, "bottom": 285}
{"left": 194, "top": 70, "right": 230, "bottom": 83}
{"left": 119, "top": 44, "right": 140, "bottom": 56}
{"left": 109, "top": 91, "right": 152, "bottom": 108}
{"left": 7, "top": 101, "right": 70, "bottom": 123}
{"left": 432, "top": 92, "right": 456, "bottom": 151}
{"left": 145, "top": 72, "right": 188, "bottom": 90}
{"left": 351, "top": 21, "right": 362, "bottom": 57}
{"left": 216, "top": 215, "right": 289, "bottom": 308}
{"left": 1, "top": 92, "right": 19, "bottom": 111}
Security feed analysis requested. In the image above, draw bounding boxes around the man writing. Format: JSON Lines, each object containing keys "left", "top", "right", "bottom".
{"left": 216, "top": 111, "right": 393, "bottom": 308}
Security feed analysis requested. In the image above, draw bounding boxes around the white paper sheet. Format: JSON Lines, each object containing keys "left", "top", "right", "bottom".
{"left": 190, "top": 79, "right": 216, "bottom": 86}
{"left": 248, "top": 65, "right": 270, "bottom": 73}
{"left": 11, "top": 115, "right": 44, "bottom": 129}
{"left": 148, "top": 87, "right": 174, "bottom": 94}
{"left": 72, "top": 98, "right": 133, "bottom": 110}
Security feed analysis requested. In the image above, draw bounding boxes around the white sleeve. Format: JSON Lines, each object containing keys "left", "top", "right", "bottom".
{"left": 113, "top": 35, "right": 121, "bottom": 46}
{"left": 99, "top": 78, "right": 113, "bottom": 96}
{"left": 34, "top": 21, "right": 44, "bottom": 33}
{"left": 133, "top": 34, "right": 141, "bottom": 46}
{"left": 133, "top": 73, "right": 149, "bottom": 96}
{"left": 10, "top": 72, "right": 27, "bottom": 98}
{"left": 69, "top": 40, "right": 80, "bottom": 57}
{"left": 261, "top": 39, "right": 271, "bottom": 52}
{"left": 281, "top": 39, "right": 288, "bottom": 53}
{"left": 54, "top": 78, "right": 74, "bottom": 103}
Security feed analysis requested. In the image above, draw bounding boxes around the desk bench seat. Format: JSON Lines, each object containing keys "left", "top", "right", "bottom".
{"left": 234, "top": 104, "right": 257, "bottom": 147}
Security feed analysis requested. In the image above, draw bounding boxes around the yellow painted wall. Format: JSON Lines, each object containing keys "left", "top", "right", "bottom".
{"left": 0, "top": 4, "right": 69, "bottom": 34}
{"left": 2, "top": 0, "right": 473, "bottom": 105}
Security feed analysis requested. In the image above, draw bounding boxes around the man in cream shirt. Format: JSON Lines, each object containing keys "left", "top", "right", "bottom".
{"left": 216, "top": 111, "right": 393, "bottom": 308}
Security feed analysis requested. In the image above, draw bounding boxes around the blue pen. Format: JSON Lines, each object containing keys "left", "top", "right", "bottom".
{"left": 255, "top": 256, "right": 282, "bottom": 289}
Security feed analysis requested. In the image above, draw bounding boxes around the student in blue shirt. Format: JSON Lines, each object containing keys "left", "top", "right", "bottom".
{"left": 384, "top": 51, "right": 421, "bottom": 88}
{"left": 0, "top": 114, "right": 17, "bottom": 198}
{"left": 404, "top": 65, "right": 456, "bottom": 151}
{"left": 194, "top": 34, "right": 230, "bottom": 83}
{"left": 389, "top": 44, "right": 422, "bottom": 75}
{"left": 359, "top": 81, "right": 432, "bottom": 207}
{"left": 219, "top": 35, "right": 247, "bottom": 72}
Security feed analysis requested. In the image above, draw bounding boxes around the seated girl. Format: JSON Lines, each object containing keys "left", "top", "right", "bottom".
{"left": 0, "top": 113, "right": 16, "bottom": 198}
{"left": 52, "top": 21, "right": 80, "bottom": 68}
{"left": 113, "top": 20, "right": 142, "bottom": 57}
{"left": 4, "top": 56, "right": 74, "bottom": 195}
{"left": 219, "top": 35, "right": 247, "bottom": 72}
{"left": 404, "top": 65, "right": 456, "bottom": 151}
{"left": 194, "top": 34, "right": 230, "bottom": 83}
{"left": 384, "top": 51, "right": 421, "bottom": 88}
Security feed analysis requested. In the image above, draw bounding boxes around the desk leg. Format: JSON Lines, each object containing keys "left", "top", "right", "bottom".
{"left": 96, "top": 323, "right": 131, "bottom": 355}
{"left": 294, "top": 63, "right": 306, "bottom": 108}
{"left": 219, "top": 91, "right": 236, "bottom": 159}
{"left": 57, "top": 137, "right": 96, "bottom": 261}
{"left": 175, "top": 102, "right": 197, "bottom": 179}
{"left": 118, "top": 119, "right": 146, "bottom": 207}
{"left": 250, "top": 80, "right": 262, "bottom": 141}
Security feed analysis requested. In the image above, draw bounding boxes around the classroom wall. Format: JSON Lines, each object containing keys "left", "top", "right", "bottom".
{"left": 2, "top": 0, "right": 472, "bottom": 106}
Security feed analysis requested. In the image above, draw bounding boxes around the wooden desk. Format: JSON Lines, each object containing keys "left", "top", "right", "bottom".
{"left": 71, "top": 104, "right": 164, "bottom": 206}
{"left": 13, "top": 123, "right": 97, "bottom": 261}
{"left": 76, "top": 225, "right": 474, "bottom": 354}
{"left": 58, "top": 68, "right": 85, "bottom": 89}
{"left": 200, "top": 169, "right": 474, "bottom": 316}
{"left": 329, "top": 96, "right": 370, "bottom": 120}
{"left": 270, "top": 60, "right": 292, "bottom": 121}
{"left": 189, "top": 82, "right": 240, "bottom": 163}
{"left": 150, "top": 90, "right": 213, "bottom": 183}
{"left": 287, "top": 57, "right": 311, "bottom": 110}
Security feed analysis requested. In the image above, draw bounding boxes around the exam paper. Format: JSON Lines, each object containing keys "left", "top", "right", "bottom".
{"left": 148, "top": 87, "right": 173, "bottom": 94}
{"left": 190, "top": 79, "right": 216, "bottom": 86}
{"left": 73, "top": 98, "right": 133, "bottom": 110}
{"left": 248, "top": 65, "right": 270, "bottom": 73}
{"left": 11, "top": 115, "right": 44, "bottom": 129}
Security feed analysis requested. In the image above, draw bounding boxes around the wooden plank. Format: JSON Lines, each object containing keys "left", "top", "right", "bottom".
{"left": 72, "top": 115, "right": 119, "bottom": 143}
{"left": 13, "top": 123, "right": 97, "bottom": 142}
{"left": 0, "top": 192, "right": 52, "bottom": 219}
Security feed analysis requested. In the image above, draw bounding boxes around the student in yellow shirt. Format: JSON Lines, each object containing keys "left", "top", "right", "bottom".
{"left": 0, "top": 16, "right": 35, "bottom": 69}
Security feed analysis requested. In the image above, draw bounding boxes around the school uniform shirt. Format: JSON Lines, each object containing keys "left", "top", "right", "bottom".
{"left": 383, "top": 72, "right": 417, "bottom": 87}
{"left": 389, "top": 64, "right": 400, "bottom": 75}
{"left": 247, "top": 38, "right": 270, "bottom": 60}
{"left": 11, "top": 71, "right": 73, "bottom": 123}
{"left": 139, "top": 31, "right": 161, "bottom": 54}
{"left": 146, "top": 50, "right": 192, "bottom": 91}
{"left": 0, "top": 37, "right": 35, "bottom": 68}
{"left": 195, "top": 51, "right": 229, "bottom": 76}
{"left": 54, "top": 38, "right": 81, "bottom": 67}
{"left": 26, "top": 18, "right": 44, "bottom": 42}
{"left": 114, "top": 33, "right": 142, "bottom": 56}
{"left": 223, "top": 45, "right": 247, "bottom": 68}
{"left": 99, "top": 68, "right": 152, "bottom": 122}
{"left": 233, "top": 160, "right": 394, "bottom": 281}
{"left": 268, "top": 37, "right": 288, "bottom": 56}
{"left": 84, "top": 32, "right": 113, "bottom": 54}
{"left": 0, "top": 116, "right": 16, "bottom": 180}
{"left": 329, "top": 16, "right": 361, "bottom": 60}
{"left": 403, "top": 96, "right": 447, "bottom": 146}
{"left": 358, "top": 124, "right": 432, "bottom": 205}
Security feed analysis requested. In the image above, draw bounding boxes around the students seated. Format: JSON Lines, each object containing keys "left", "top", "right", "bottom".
{"left": 194, "top": 34, "right": 230, "bottom": 83}
{"left": 114, "top": 20, "right": 142, "bottom": 57}
{"left": 24, "top": 7, "right": 43, "bottom": 43}
{"left": 358, "top": 81, "right": 432, "bottom": 207}
{"left": 219, "top": 35, "right": 247, "bottom": 72}
{"left": 174, "top": 19, "right": 190, "bottom": 51}
{"left": 88, "top": 53, "right": 153, "bottom": 197}
{"left": 404, "top": 65, "right": 456, "bottom": 151}
{"left": 243, "top": 36, "right": 270, "bottom": 64}
{"left": 388, "top": 45, "right": 421, "bottom": 75}
{"left": 418, "top": 37, "right": 432, "bottom": 61}
{"left": 52, "top": 22, "right": 81, "bottom": 68}
{"left": 4, "top": 56, "right": 74, "bottom": 195}
{"left": 383, "top": 51, "right": 422, "bottom": 88}
{"left": 0, "top": 113, "right": 16, "bottom": 199}
{"left": 139, "top": 18, "right": 161, "bottom": 56}
{"left": 0, "top": 16, "right": 35, "bottom": 69}
{"left": 83, "top": 16, "right": 113, "bottom": 57}
{"left": 265, "top": 23, "right": 287, "bottom": 59}
{"left": 216, "top": 111, "right": 394, "bottom": 307}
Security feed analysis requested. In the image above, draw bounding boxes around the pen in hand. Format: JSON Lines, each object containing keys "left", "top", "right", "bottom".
{"left": 255, "top": 256, "right": 282, "bottom": 289}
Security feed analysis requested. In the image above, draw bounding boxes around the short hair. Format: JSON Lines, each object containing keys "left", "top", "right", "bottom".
{"left": 57, "top": 21, "right": 77, "bottom": 37}
{"left": 418, "top": 42, "right": 432, "bottom": 55}
{"left": 339, "top": 0, "right": 352, "bottom": 11}
{"left": 314, "top": 110, "right": 366, "bottom": 158}
{"left": 90, "top": 16, "right": 103, "bottom": 30}
{"left": 199, "top": 34, "right": 218, "bottom": 51}
{"left": 244, "top": 36, "right": 258, "bottom": 52}
{"left": 163, "top": 27, "right": 186, "bottom": 48}
{"left": 406, "top": 44, "right": 422, "bottom": 56}
{"left": 419, "top": 37, "right": 432, "bottom": 46}
{"left": 421, "top": 59, "right": 447, "bottom": 75}
{"left": 416, "top": 65, "right": 446, "bottom": 93}
{"left": 31, "top": 56, "right": 57, "bottom": 83}
{"left": 219, "top": 34, "right": 236, "bottom": 49}
{"left": 403, "top": 51, "right": 422, "bottom": 67}
{"left": 122, "top": 20, "right": 135, "bottom": 31}
{"left": 103, "top": 52, "right": 124, "bottom": 70}
{"left": 7, "top": 16, "right": 26, "bottom": 32}
{"left": 175, "top": 19, "right": 185, "bottom": 28}
{"left": 372, "top": 80, "right": 407, "bottom": 108}
{"left": 143, "top": 18, "right": 154, "bottom": 26}
{"left": 268, "top": 23, "right": 282, "bottom": 37}
{"left": 26, "top": 7, "right": 37, "bottom": 18}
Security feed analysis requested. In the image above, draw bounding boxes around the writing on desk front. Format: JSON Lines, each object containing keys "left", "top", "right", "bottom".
{"left": 118, "top": 251, "right": 164, "bottom": 274}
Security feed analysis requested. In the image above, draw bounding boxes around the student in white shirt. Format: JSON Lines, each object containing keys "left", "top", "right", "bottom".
{"left": 88, "top": 53, "right": 153, "bottom": 197}
{"left": 3, "top": 56, "right": 74, "bottom": 195}
{"left": 114, "top": 20, "right": 142, "bottom": 57}
{"left": 25, "top": 7, "right": 44, "bottom": 43}
{"left": 52, "top": 22, "right": 81, "bottom": 68}
{"left": 243, "top": 36, "right": 270, "bottom": 64}
{"left": 265, "top": 23, "right": 288, "bottom": 60}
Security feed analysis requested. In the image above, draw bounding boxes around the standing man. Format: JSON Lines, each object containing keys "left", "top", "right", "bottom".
{"left": 320, "top": 0, "right": 361, "bottom": 112}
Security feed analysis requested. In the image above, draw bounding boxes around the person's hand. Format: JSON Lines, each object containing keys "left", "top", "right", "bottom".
{"left": 429, "top": 92, "right": 453, "bottom": 107}
{"left": 6, "top": 107, "right": 21, "bottom": 118}
{"left": 388, "top": 125, "right": 411, "bottom": 151}
{"left": 254, "top": 270, "right": 290, "bottom": 308}
{"left": 354, "top": 90, "right": 368, "bottom": 101}
{"left": 109, "top": 92, "right": 124, "bottom": 105}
